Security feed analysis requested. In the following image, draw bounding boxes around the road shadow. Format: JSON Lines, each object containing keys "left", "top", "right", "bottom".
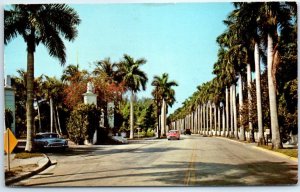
{"left": 23, "top": 160, "right": 297, "bottom": 186}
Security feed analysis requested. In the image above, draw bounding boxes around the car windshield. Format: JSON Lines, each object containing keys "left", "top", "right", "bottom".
{"left": 169, "top": 130, "right": 178, "bottom": 133}
{"left": 36, "top": 134, "right": 59, "bottom": 139}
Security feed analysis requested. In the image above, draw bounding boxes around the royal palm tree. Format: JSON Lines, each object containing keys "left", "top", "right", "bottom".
{"left": 5, "top": 4, "right": 80, "bottom": 151}
{"left": 213, "top": 45, "right": 236, "bottom": 137}
{"left": 93, "top": 57, "right": 118, "bottom": 84}
{"left": 257, "top": 2, "right": 294, "bottom": 149}
{"left": 117, "top": 54, "right": 148, "bottom": 139}
{"left": 235, "top": 2, "right": 294, "bottom": 148}
{"left": 42, "top": 76, "right": 64, "bottom": 134}
{"left": 61, "top": 64, "right": 86, "bottom": 84}
{"left": 151, "top": 73, "right": 178, "bottom": 138}
{"left": 234, "top": 1, "right": 264, "bottom": 144}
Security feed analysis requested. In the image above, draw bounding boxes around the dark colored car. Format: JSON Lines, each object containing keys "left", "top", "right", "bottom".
{"left": 34, "top": 132, "right": 68, "bottom": 151}
{"left": 184, "top": 129, "right": 191, "bottom": 135}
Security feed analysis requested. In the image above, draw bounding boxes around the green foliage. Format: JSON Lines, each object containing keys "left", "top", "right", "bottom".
{"left": 135, "top": 98, "right": 156, "bottom": 131}
{"left": 146, "top": 128, "right": 155, "bottom": 137}
{"left": 119, "top": 100, "right": 130, "bottom": 132}
{"left": 278, "top": 79, "right": 298, "bottom": 135}
{"left": 67, "top": 104, "right": 100, "bottom": 144}
{"left": 5, "top": 108, "right": 14, "bottom": 129}
{"left": 119, "top": 98, "right": 156, "bottom": 135}
{"left": 11, "top": 72, "right": 27, "bottom": 137}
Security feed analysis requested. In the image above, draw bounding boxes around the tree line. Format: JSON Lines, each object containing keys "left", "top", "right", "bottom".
{"left": 5, "top": 4, "right": 179, "bottom": 151}
{"left": 169, "top": 2, "right": 297, "bottom": 149}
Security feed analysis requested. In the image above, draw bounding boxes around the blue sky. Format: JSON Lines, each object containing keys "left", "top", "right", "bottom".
{"left": 4, "top": 2, "right": 234, "bottom": 114}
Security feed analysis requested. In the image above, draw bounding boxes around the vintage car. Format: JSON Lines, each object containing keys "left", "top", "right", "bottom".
{"left": 34, "top": 132, "right": 68, "bottom": 150}
{"left": 184, "top": 129, "right": 191, "bottom": 135}
{"left": 167, "top": 130, "right": 180, "bottom": 140}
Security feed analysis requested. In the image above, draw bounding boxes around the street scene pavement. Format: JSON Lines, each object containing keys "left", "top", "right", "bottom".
{"left": 13, "top": 135, "right": 297, "bottom": 186}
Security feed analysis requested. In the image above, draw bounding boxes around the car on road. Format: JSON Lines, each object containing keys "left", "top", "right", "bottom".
{"left": 34, "top": 132, "right": 68, "bottom": 151}
{"left": 167, "top": 130, "right": 180, "bottom": 140}
{"left": 184, "top": 129, "right": 191, "bottom": 135}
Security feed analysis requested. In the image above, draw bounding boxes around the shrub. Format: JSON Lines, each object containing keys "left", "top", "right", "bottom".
{"left": 67, "top": 104, "right": 100, "bottom": 145}
{"left": 5, "top": 109, "right": 14, "bottom": 129}
{"left": 146, "top": 128, "right": 155, "bottom": 137}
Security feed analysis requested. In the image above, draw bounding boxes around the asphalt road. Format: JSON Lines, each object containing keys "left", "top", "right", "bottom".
{"left": 16, "top": 135, "right": 298, "bottom": 186}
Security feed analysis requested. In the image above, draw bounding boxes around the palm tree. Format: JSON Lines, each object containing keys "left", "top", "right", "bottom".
{"left": 257, "top": 2, "right": 294, "bottom": 149}
{"left": 93, "top": 57, "right": 118, "bottom": 84}
{"left": 118, "top": 54, "right": 148, "bottom": 139}
{"left": 61, "top": 64, "right": 87, "bottom": 84}
{"left": 235, "top": 2, "right": 294, "bottom": 148}
{"left": 5, "top": 4, "right": 80, "bottom": 151}
{"left": 238, "top": 74, "right": 246, "bottom": 140}
{"left": 151, "top": 73, "right": 178, "bottom": 138}
{"left": 42, "top": 76, "right": 64, "bottom": 134}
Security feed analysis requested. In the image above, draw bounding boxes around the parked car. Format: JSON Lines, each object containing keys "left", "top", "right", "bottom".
{"left": 34, "top": 132, "right": 68, "bottom": 151}
{"left": 184, "top": 129, "right": 191, "bottom": 135}
{"left": 167, "top": 130, "right": 180, "bottom": 140}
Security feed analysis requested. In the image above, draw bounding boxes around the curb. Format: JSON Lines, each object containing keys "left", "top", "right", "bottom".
{"left": 5, "top": 154, "right": 52, "bottom": 186}
{"left": 216, "top": 136, "right": 248, "bottom": 146}
{"left": 253, "top": 146, "right": 298, "bottom": 163}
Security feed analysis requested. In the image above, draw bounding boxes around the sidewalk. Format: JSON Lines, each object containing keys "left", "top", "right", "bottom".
{"left": 4, "top": 153, "right": 51, "bottom": 186}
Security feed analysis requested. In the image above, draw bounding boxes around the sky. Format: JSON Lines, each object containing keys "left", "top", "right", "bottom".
{"left": 4, "top": 2, "right": 234, "bottom": 114}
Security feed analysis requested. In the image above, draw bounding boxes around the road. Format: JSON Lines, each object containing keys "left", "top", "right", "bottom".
{"left": 16, "top": 135, "right": 297, "bottom": 186}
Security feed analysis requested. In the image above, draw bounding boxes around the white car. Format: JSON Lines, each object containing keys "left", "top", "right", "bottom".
{"left": 34, "top": 132, "right": 68, "bottom": 150}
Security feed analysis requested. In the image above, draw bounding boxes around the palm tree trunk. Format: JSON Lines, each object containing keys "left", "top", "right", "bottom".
{"left": 206, "top": 103, "right": 209, "bottom": 135}
{"left": 255, "top": 42, "right": 265, "bottom": 145}
{"left": 233, "top": 84, "right": 238, "bottom": 139}
{"left": 161, "top": 99, "right": 166, "bottom": 136}
{"left": 201, "top": 105, "right": 204, "bottom": 135}
{"left": 230, "top": 85, "right": 234, "bottom": 137}
{"left": 191, "top": 112, "right": 194, "bottom": 133}
{"left": 217, "top": 106, "right": 220, "bottom": 136}
{"left": 36, "top": 100, "right": 42, "bottom": 133}
{"left": 157, "top": 102, "right": 161, "bottom": 139}
{"left": 209, "top": 103, "right": 212, "bottom": 135}
{"left": 50, "top": 97, "right": 54, "bottom": 133}
{"left": 53, "top": 103, "right": 61, "bottom": 135}
{"left": 129, "top": 91, "right": 134, "bottom": 139}
{"left": 225, "top": 87, "right": 229, "bottom": 137}
{"left": 25, "top": 42, "right": 34, "bottom": 152}
{"left": 196, "top": 108, "right": 198, "bottom": 134}
{"left": 222, "top": 105, "right": 225, "bottom": 137}
{"left": 267, "top": 34, "right": 282, "bottom": 149}
{"left": 200, "top": 105, "right": 202, "bottom": 134}
{"left": 56, "top": 106, "right": 63, "bottom": 135}
{"left": 247, "top": 63, "right": 254, "bottom": 142}
{"left": 214, "top": 103, "right": 217, "bottom": 136}
{"left": 195, "top": 107, "right": 197, "bottom": 134}
{"left": 239, "top": 74, "right": 245, "bottom": 141}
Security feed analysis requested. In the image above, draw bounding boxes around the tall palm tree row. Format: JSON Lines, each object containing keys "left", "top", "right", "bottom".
{"left": 151, "top": 73, "right": 178, "bottom": 138}
{"left": 5, "top": 4, "right": 81, "bottom": 152}
{"left": 169, "top": 2, "right": 296, "bottom": 149}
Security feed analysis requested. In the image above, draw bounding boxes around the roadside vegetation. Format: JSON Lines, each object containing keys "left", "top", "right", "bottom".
{"left": 5, "top": 4, "right": 178, "bottom": 148}
{"left": 14, "top": 152, "right": 44, "bottom": 159}
{"left": 4, "top": 3, "right": 297, "bottom": 152}
{"left": 259, "top": 146, "right": 298, "bottom": 158}
{"left": 169, "top": 2, "right": 297, "bottom": 150}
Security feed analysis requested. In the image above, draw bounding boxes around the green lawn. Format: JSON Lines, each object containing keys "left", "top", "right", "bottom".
{"left": 14, "top": 152, "right": 44, "bottom": 159}
{"left": 259, "top": 145, "right": 298, "bottom": 158}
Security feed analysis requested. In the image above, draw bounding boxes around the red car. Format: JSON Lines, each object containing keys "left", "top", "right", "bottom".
{"left": 167, "top": 130, "right": 180, "bottom": 140}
